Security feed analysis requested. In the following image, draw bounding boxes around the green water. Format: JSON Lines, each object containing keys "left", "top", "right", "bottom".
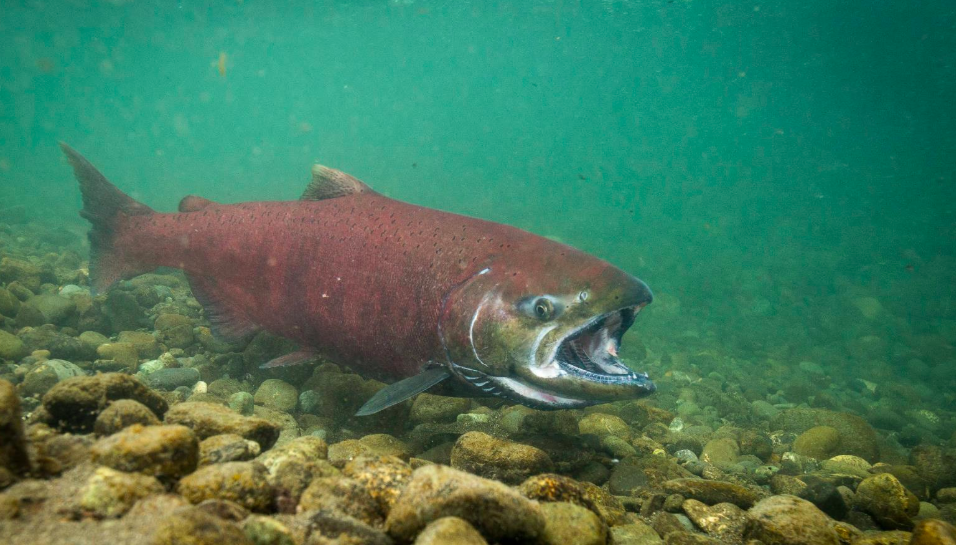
{"left": 2, "top": 1, "right": 955, "bottom": 404}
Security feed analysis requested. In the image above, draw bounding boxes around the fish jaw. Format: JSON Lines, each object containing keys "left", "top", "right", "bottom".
{"left": 442, "top": 257, "right": 657, "bottom": 410}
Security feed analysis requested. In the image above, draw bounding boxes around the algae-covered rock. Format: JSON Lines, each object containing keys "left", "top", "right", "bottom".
{"left": 821, "top": 455, "right": 872, "bottom": 479}
{"left": 385, "top": 464, "right": 545, "bottom": 543}
{"left": 253, "top": 379, "right": 298, "bottom": 413}
{"left": 519, "top": 473, "right": 626, "bottom": 526}
{"left": 539, "top": 501, "right": 607, "bottom": 545}
{"left": 97, "top": 342, "right": 139, "bottom": 370}
{"left": 744, "top": 494, "right": 839, "bottom": 545}
{"left": 662, "top": 478, "right": 763, "bottom": 508}
{"left": 256, "top": 436, "right": 336, "bottom": 507}
{"left": 147, "top": 367, "right": 200, "bottom": 391}
{"left": 0, "top": 257, "right": 43, "bottom": 292}
{"left": 79, "top": 466, "right": 164, "bottom": 518}
{"left": 93, "top": 398, "right": 161, "bottom": 436}
{"left": 19, "top": 359, "right": 85, "bottom": 398}
{"left": 771, "top": 407, "right": 880, "bottom": 462}
{"left": 611, "top": 521, "right": 664, "bottom": 545}
{"left": 154, "top": 313, "right": 195, "bottom": 349}
{"left": 409, "top": 393, "right": 472, "bottom": 424}
{"left": 342, "top": 455, "right": 412, "bottom": 514}
{"left": 609, "top": 454, "right": 694, "bottom": 495}
{"left": 578, "top": 412, "right": 633, "bottom": 442}
{"left": 230, "top": 391, "right": 255, "bottom": 416}
{"left": 793, "top": 426, "right": 842, "bottom": 460}
{"left": 151, "top": 506, "right": 253, "bottom": 545}
{"left": 27, "top": 293, "right": 76, "bottom": 325}
{"left": 298, "top": 476, "right": 382, "bottom": 525}
{"left": 117, "top": 330, "right": 161, "bottom": 359}
{"left": 414, "top": 516, "right": 488, "bottom": 545}
{"left": 42, "top": 372, "right": 168, "bottom": 432}
{"left": 855, "top": 472, "right": 920, "bottom": 530}
{"left": 701, "top": 437, "right": 741, "bottom": 466}
{"left": 198, "top": 434, "right": 261, "bottom": 466}
{"left": 910, "top": 519, "right": 956, "bottom": 545}
{"left": 164, "top": 401, "right": 280, "bottom": 450}
{"left": 0, "top": 330, "right": 28, "bottom": 361}
{"left": 0, "top": 379, "right": 31, "bottom": 476}
{"left": 682, "top": 499, "right": 748, "bottom": 543}
{"left": 0, "top": 287, "right": 21, "bottom": 318}
{"left": 295, "top": 509, "right": 392, "bottom": 545}
{"left": 177, "top": 461, "right": 273, "bottom": 512}
{"left": 328, "top": 433, "right": 411, "bottom": 467}
{"left": 90, "top": 423, "right": 198, "bottom": 480}
{"left": 242, "top": 515, "right": 296, "bottom": 545}
{"left": 450, "top": 431, "right": 553, "bottom": 485}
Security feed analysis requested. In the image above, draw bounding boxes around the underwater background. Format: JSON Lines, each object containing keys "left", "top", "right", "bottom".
{"left": 2, "top": 0, "right": 956, "bottom": 543}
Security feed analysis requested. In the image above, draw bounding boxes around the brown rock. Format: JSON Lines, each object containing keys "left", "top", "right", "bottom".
{"left": 682, "top": 499, "right": 747, "bottom": 543}
{"left": 385, "top": 464, "right": 545, "bottom": 543}
{"left": 519, "top": 473, "right": 626, "bottom": 526}
{"left": 90, "top": 424, "right": 198, "bottom": 480}
{"left": 539, "top": 501, "right": 607, "bottom": 545}
{"left": 0, "top": 379, "right": 31, "bottom": 476}
{"left": 744, "top": 494, "right": 840, "bottom": 545}
{"left": 298, "top": 476, "right": 382, "bottom": 526}
{"left": 414, "top": 516, "right": 488, "bottom": 545}
{"left": 151, "top": 506, "right": 253, "bottom": 545}
{"left": 450, "top": 431, "right": 554, "bottom": 485}
{"left": 855, "top": 473, "right": 920, "bottom": 530}
{"left": 177, "top": 462, "right": 273, "bottom": 513}
{"left": 164, "top": 401, "right": 280, "bottom": 450}
{"left": 93, "top": 399, "right": 161, "bottom": 436}
{"left": 42, "top": 373, "right": 168, "bottom": 432}
{"left": 910, "top": 519, "right": 956, "bottom": 545}
{"left": 663, "top": 478, "right": 763, "bottom": 509}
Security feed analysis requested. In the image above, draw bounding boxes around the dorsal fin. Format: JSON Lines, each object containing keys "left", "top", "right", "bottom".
{"left": 178, "top": 195, "right": 217, "bottom": 212}
{"left": 301, "top": 165, "right": 376, "bottom": 201}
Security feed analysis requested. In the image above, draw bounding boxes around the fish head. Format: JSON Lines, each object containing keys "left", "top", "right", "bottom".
{"left": 439, "top": 243, "right": 655, "bottom": 409}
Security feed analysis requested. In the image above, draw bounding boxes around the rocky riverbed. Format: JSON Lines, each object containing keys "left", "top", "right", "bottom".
{"left": 2, "top": 215, "right": 956, "bottom": 544}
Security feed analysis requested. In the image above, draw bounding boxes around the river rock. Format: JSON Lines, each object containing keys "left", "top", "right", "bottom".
{"left": 0, "top": 379, "right": 30, "bottom": 476}
{"left": 93, "top": 398, "right": 161, "bottom": 436}
{"left": 409, "top": 393, "right": 472, "bottom": 423}
{"left": 744, "top": 494, "right": 839, "bottom": 544}
{"left": 253, "top": 379, "right": 298, "bottom": 413}
{"left": 793, "top": 426, "right": 842, "bottom": 460}
{"left": 0, "top": 257, "right": 43, "bottom": 292}
{"left": 855, "top": 473, "right": 920, "bottom": 530}
{"left": 147, "top": 367, "right": 201, "bottom": 391}
{"left": 519, "top": 473, "right": 626, "bottom": 526}
{"left": 177, "top": 461, "right": 273, "bottom": 512}
{"left": 910, "top": 519, "right": 956, "bottom": 545}
{"left": 611, "top": 521, "right": 664, "bottom": 545}
{"left": 663, "top": 478, "right": 763, "bottom": 508}
{"left": 539, "top": 501, "right": 607, "bottom": 545}
{"left": 0, "top": 287, "right": 20, "bottom": 317}
{"left": 609, "top": 454, "right": 695, "bottom": 495}
{"left": 0, "top": 330, "right": 27, "bottom": 361}
{"left": 258, "top": 436, "right": 335, "bottom": 505}
{"left": 97, "top": 342, "right": 139, "bottom": 370}
{"left": 701, "top": 437, "right": 740, "bottom": 466}
{"left": 198, "top": 434, "right": 261, "bottom": 466}
{"left": 328, "top": 434, "right": 412, "bottom": 467}
{"left": 117, "top": 330, "right": 161, "bottom": 359}
{"left": 299, "top": 476, "right": 383, "bottom": 525}
{"left": 27, "top": 293, "right": 76, "bottom": 325}
{"left": 90, "top": 424, "right": 198, "bottom": 480}
{"left": 414, "top": 516, "right": 488, "bottom": 545}
{"left": 19, "top": 359, "right": 86, "bottom": 398}
{"left": 79, "top": 466, "right": 164, "bottom": 518}
{"left": 42, "top": 372, "right": 168, "bottom": 432}
{"left": 450, "top": 431, "right": 553, "bottom": 485}
{"left": 578, "top": 412, "right": 633, "bottom": 442}
{"left": 164, "top": 401, "right": 280, "bottom": 450}
{"left": 385, "top": 464, "right": 545, "bottom": 543}
{"left": 229, "top": 391, "right": 255, "bottom": 416}
{"left": 682, "top": 499, "right": 747, "bottom": 542}
{"left": 154, "top": 313, "right": 195, "bottom": 349}
{"left": 343, "top": 455, "right": 413, "bottom": 513}
{"left": 771, "top": 408, "right": 880, "bottom": 462}
{"left": 152, "top": 506, "right": 252, "bottom": 545}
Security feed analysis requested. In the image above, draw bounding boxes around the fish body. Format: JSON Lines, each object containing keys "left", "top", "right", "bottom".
{"left": 62, "top": 144, "right": 656, "bottom": 413}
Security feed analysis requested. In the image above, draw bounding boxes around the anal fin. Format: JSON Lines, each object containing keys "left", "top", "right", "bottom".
{"left": 355, "top": 368, "right": 451, "bottom": 416}
{"left": 186, "top": 273, "right": 260, "bottom": 342}
{"left": 260, "top": 350, "right": 315, "bottom": 369}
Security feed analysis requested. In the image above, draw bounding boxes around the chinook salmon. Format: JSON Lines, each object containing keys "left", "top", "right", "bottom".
{"left": 62, "top": 143, "right": 656, "bottom": 414}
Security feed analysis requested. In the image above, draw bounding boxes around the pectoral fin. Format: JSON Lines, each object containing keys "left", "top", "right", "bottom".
{"left": 355, "top": 368, "right": 451, "bottom": 416}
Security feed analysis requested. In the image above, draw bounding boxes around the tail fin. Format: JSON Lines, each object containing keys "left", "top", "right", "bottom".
{"left": 60, "top": 143, "right": 155, "bottom": 294}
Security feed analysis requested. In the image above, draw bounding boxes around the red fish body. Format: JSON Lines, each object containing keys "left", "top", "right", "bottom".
{"left": 64, "top": 144, "right": 656, "bottom": 413}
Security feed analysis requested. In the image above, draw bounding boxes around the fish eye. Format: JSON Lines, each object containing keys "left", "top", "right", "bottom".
{"left": 533, "top": 298, "right": 554, "bottom": 321}
{"left": 578, "top": 290, "right": 589, "bottom": 302}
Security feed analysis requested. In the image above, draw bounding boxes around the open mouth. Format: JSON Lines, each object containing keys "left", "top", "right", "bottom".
{"left": 550, "top": 305, "right": 653, "bottom": 386}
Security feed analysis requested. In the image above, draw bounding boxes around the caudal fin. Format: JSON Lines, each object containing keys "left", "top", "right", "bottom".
{"left": 60, "top": 143, "right": 155, "bottom": 294}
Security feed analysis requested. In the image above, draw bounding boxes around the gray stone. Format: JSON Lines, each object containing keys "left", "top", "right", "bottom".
{"left": 230, "top": 391, "right": 255, "bottom": 416}
{"left": 147, "top": 367, "right": 201, "bottom": 391}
